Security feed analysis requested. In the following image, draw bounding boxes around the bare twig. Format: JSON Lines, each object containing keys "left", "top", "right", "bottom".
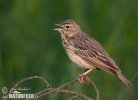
{"left": 3, "top": 76, "right": 49, "bottom": 100}
{"left": 68, "top": 94, "right": 80, "bottom": 100}
{"left": 3, "top": 76, "right": 99, "bottom": 100}
{"left": 35, "top": 78, "right": 77, "bottom": 98}
{"left": 45, "top": 88, "right": 92, "bottom": 100}
{"left": 10, "top": 76, "right": 49, "bottom": 93}
{"left": 85, "top": 76, "right": 100, "bottom": 100}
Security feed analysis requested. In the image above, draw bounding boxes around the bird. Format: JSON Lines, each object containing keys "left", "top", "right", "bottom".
{"left": 54, "top": 19, "right": 133, "bottom": 89}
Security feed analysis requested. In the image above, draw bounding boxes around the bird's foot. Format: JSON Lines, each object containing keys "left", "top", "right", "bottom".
{"left": 78, "top": 69, "right": 93, "bottom": 83}
{"left": 78, "top": 74, "right": 86, "bottom": 83}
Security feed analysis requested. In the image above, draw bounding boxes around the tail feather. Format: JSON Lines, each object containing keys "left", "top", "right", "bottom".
{"left": 117, "top": 72, "right": 133, "bottom": 89}
{"left": 98, "top": 65, "right": 133, "bottom": 89}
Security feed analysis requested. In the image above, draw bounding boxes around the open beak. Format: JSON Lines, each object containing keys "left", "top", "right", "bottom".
{"left": 54, "top": 24, "right": 63, "bottom": 31}
{"left": 55, "top": 24, "right": 61, "bottom": 27}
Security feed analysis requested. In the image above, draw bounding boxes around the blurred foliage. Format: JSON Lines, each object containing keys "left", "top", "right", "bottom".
{"left": 0, "top": 0, "right": 138, "bottom": 100}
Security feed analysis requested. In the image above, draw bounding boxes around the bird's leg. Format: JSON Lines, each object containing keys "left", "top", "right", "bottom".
{"left": 78, "top": 69, "right": 93, "bottom": 83}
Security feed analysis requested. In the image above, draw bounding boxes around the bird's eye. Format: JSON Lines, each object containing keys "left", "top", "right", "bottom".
{"left": 65, "top": 26, "right": 70, "bottom": 28}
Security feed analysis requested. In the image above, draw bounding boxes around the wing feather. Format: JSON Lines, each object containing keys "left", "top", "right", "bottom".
{"left": 71, "top": 34, "right": 121, "bottom": 74}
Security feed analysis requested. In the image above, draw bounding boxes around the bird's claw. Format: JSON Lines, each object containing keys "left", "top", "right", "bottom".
{"left": 78, "top": 74, "right": 86, "bottom": 83}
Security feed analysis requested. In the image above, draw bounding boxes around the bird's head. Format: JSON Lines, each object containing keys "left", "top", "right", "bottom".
{"left": 54, "top": 19, "right": 81, "bottom": 37}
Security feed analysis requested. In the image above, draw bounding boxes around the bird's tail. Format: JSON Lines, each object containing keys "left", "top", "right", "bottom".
{"left": 117, "top": 72, "right": 133, "bottom": 89}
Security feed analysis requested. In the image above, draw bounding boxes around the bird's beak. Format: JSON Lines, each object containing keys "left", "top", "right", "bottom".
{"left": 55, "top": 24, "right": 61, "bottom": 27}
{"left": 54, "top": 24, "right": 62, "bottom": 31}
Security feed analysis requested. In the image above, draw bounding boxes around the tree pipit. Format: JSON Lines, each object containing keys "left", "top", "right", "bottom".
{"left": 54, "top": 19, "right": 133, "bottom": 89}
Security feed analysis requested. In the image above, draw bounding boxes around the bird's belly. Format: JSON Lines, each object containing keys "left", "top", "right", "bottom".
{"left": 66, "top": 49, "right": 95, "bottom": 69}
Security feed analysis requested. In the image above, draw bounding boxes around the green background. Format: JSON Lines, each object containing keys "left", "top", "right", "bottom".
{"left": 0, "top": 0, "right": 138, "bottom": 100}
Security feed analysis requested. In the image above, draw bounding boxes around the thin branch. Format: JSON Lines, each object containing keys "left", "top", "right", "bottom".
{"left": 35, "top": 78, "right": 77, "bottom": 98}
{"left": 48, "top": 88, "right": 92, "bottom": 100}
{"left": 3, "top": 76, "right": 99, "bottom": 100}
{"left": 68, "top": 94, "right": 80, "bottom": 100}
{"left": 85, "top": 76, "right": 100, "bottom": 100}
{"left": 3, "top": 76, "right": 49, "bottom": 100}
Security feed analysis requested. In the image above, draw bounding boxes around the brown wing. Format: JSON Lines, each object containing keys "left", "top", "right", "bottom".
{"left": 71, "top": 33, "right": 121, "bottom": 75}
